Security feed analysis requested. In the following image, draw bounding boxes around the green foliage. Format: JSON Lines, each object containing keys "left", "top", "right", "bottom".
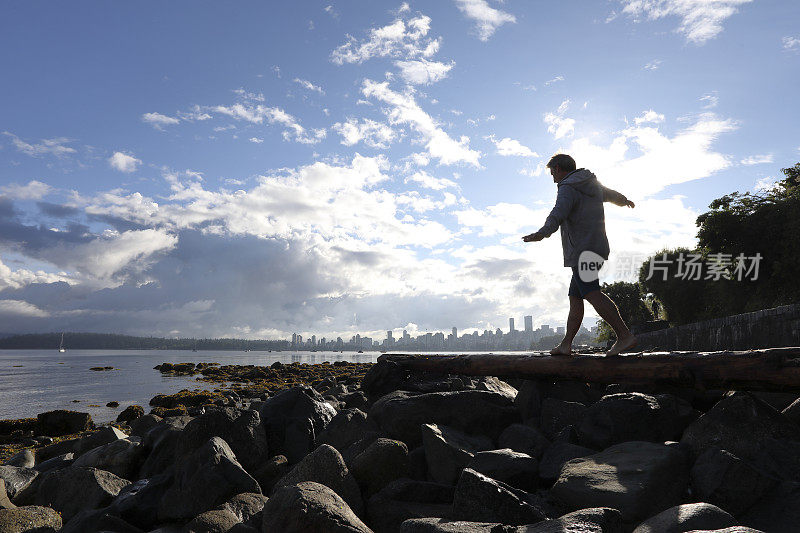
{"left": 638, "top": 162, "right": 800, "bottom": 326}
{"left": 594, "top": 281, "right": 654, "bottom": 341}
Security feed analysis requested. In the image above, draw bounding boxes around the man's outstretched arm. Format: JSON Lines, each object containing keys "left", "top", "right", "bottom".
{"left": 601, "top": 185, "right": 635, "bottom": 208}
{"left": 523, "top": 187, "right": 576, "bottom": 242}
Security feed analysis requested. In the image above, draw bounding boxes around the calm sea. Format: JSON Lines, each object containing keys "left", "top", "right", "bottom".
{"left": 0, "top": 349, "right": 382, "bottom": 424}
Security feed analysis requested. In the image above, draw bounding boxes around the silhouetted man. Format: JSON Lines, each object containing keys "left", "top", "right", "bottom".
{"left": 523, "top": 154, "right": 637, "bottom": 356}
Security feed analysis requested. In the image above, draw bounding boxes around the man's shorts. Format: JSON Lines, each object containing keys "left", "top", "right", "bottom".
{"left": 568, "top": 266, "right": 601, "bottom": 299}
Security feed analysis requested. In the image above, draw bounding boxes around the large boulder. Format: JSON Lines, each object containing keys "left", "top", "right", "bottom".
{"left": 138, "top": 420, "right": 184, "bottom": 478}
{"left": 421, "top": 424, "right": 493, "bottom": 485}
{"left": 514, "top": 380, "right": 544, "bottom": 421}
{"left": 272, "top": 444, "right": 363, "bottom": 515}
{"left": 0, "top": 480, "right": 15, "bottom": 510}
{"left": 3, "top": 450, "right": 35, "bottom": 469}
{"left": 497, "top": 424, "right": 550, "bottom": 459}
{"left": 750, "top": 436, "right": 800, "bottom": 482}
{"left": 35, "top": 466, "right": 131, "bottom": 522}
{"left": 318, "top": 408, "right": 378, "bottom": 453}
{"left": 116, "top": 405, "right": 145, "bottom": 424}
{"left": 368, "top": 390, "right": 519, "bottom": 447}
{"left": 451, "top": 468, "right": 546, "bottom": 525}
{"left": 36, "top": 410, "right": 94, "bottom": 436}
{"left": 258, "top": 386, "right": 336, "bottom": 463}
{"left": 577, "top": 393, "right": 695, "bottom": 449}
{"left": 361, "top": 360, "right": 411, "bottom": 401}
{"left": 680, "top": 392, "right": 800, "bottom": 461}
{"left": 72, "top": 426, "right": 130, "bottom": 457}
{"left": 366, "top": 479, "right": 454, "bottom": 533}
{"left": 0, "top": 505, "right": 62, "bottom": 533}
{"left": 691, "top": 448, "right": 778, "bottom": 515}
{"left": 263, "top": 481, "right": 373, "bottom": 533}
{"left": 177, "top": 407, "right": 268, "bottom": 473}
{"left": 0, "top": 466, "right": 38, "bottom": 500}
{"left": 251, "top": 454, "right": 289, "bottom": 494}
{"left": 551, "top": 441, "right": 689, "bottom": 523}
{"left": 538, "top": 441, "right": 595, "bottom": 483}
{"left": 466, "top": 449, "right": 538, "bottom": 493}
{"left": 350, "top": 438, "right": 410, "bottom": 497}
{"left": 539, "top": 398, "right": 588, "bottom": 441}
{"left": 33, "top": 452, "right": 74, "bottom": 474}
{"left": 60, "top": 509, "right": 142, "bottom": 533}
{"left": 73, "top": 437, "right": 143, "bottom": 479}
{"left": 106, "top": 473, "right": 173, "bottom": 530}
{"left": 158, "top": 437, "right": 260, "bottom": 521}
{"left": 740, "top": 480, "right": 800, "bottom": 532}
{"left": 401, "top": 508, "right": 623, "bottom": 533}
{"left": 399, "top": 518, "right": 506, "bottom": 532}
{"left": 184, "top": 508, "right": 240, "bottom": 532}
{"left": 632, "top": 502, "right": 737, "bottom": 533}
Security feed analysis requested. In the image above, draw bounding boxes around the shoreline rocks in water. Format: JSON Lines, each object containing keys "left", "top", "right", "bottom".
{"left": 1, "top": 359, "right": 798, "bottom": 531}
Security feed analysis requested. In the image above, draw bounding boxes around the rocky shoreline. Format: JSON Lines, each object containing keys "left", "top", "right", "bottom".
{"left": 2, "top": 358, "right": 800, "bottom": 532}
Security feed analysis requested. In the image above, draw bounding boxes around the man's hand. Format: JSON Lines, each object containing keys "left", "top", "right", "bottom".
{"left": 522, "top": 232, "right": 544, "bottom": 242}
{"left": 624, "top": 198, "right": 635, "bottom": 208}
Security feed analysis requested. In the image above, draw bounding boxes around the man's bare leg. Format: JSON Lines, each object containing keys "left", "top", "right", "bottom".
{"left": 584, "top": 290, "right": 637, "bottom": 356}
{"left": 551, "top": 296, "right": 584, "bottom": 356}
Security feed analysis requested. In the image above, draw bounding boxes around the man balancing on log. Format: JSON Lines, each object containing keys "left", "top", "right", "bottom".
{"left": 523, "top": 153, "right": 638, "bottom": 357}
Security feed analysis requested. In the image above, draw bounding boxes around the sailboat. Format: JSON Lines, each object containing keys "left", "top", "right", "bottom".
{"left": 58, "top": 332, "right": 66, "bottom": 353}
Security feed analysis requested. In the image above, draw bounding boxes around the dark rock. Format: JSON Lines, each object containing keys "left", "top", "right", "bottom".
{"left": 0, "top": 505, "right": 62, "bottom": 533}
{"left": 177, "top": 407, "right": 268, "bottom": 473}
{"left": 138, "top": 424, "right": 182, "bottom": 479}
{"left": 318, "top": 408, "right": 377, "bottom": 453}
{"left": 466, "top": 449, "right": 538, "bottom": 492}
{"left": 3, "top": 450, "right": 34, "bottom": 469}
{"left": 351, "top": 438, "right": 409, "bottom": 497}
{"left": 262, "top": 481, "right": 373, "bottom": 533}
{"left": 751, "top": 437, "right": 800, "bottom": 482}
{"left": 680, "top": 392, "right": 800, "bottom": 461}
{"left": 106, "top": 401, "right": 120, "bottom": 408}
{"left": 0, "top": 466, "right": 38, "bottom": 500}
{"left": 272, "top": 443, "right": 363, "bottom": 515}
{"left": 216, "top": 492, "right": 267, "bottom": 525}
{"left": 632, "top": 502, "right": 736, "bottom": 533}
{"left": 575, "top": 393, "right": 666, "bottom": 449}
{"left": 514, "top": 507, "right": 624, "bottom": 533}
{"left": 0, "top": 479, "right": 15, "bottom": 510}
{"left": 151, "top": 405, "right": 189, "bottom": 417}
{"left": 35, "top": 466, "right": 131, "bottom": 521}
{"left": 538, "top": 441, "right": 594, "bottom": 483}
{"left": 32, "top": 452, "right": 74, "bottom": 473}
{"left": 407, "top": 446, "right": 427, "bottom": 481}
{"left": 342, "top": 391, "right": 370, "bottom": 410}
{"left": 690, "top": 448, "right": 777, "bottom": 514}
{"left": 473, "top": 376, "right": 517, "bottom": 400}
{"left": 366, "top": 479, "right": 454, "bottom": 533}
{"left": 399, "top": 517, "right": 504, "bottom": 532}
{"left": 452, "top": 468, "right": 546, "bottom": 525}
{"left": 539, "top": 398, "right": 587, "bottom": 442}
{"left": 369, "top": 390, "right": 519, "bottom": 448}
{"left": 34, "top": 437, "right": 81, "bottom": 463}
{"left": 751, "top": 391, "right": 799, "bottom": 411}
{"left": 36, "top": 409, "right": 94, "bottom": 436}
{"left": 61, "top": 509, "right": 143, "bottom": 533}
{"left": 107, "top": 473, "right": 173, "bottom": 530}
{"left": 258, "top": 386, "right": 337, "bottom": 463}
{"left": 740, "top": 480, "right": 800, "bottom": 532}
{"left": 551, "top": 441, "right": 689, "bottom": 523}
{"left": 497, "top": 424, "right": 550, "bottom": 459}
{"left": 184, "top": 509, "right": 239, "bottom": 532}
{"left": 129, "top": 413, "right": 162, "bottom": 437}
{"left": 251, "top": 454, "right": 288, "bottom": 494}
{"left": 514, "top": 379, "right": 544, "bottom": 421}
{"left": 548, "top": 380, "right": 601, "bottom": 405}
{"left": 73, "top": 437, "right": 143, "bottom": 479}
{"left": 72, "top": 426, "right": 129, "bottom": 457}
{"left": 653, "top": 393, "right": 700, "bottom": 439}
{"left": 690, "top": 528, "right": 764, "bottom": 533}
{"left": 781, "top": 397, "right": 800, "bottom": 426}
{"left": 422, "top": 423, "right": 493, "bottom": 485}
{"left": 158, "top": 437, "right": 260, "bottom": 521}
{"left": 342, "top": 432, "right": 383, "bottom": 466}
{"left": 117, "top": 405, "right": 145, "bottom": 424}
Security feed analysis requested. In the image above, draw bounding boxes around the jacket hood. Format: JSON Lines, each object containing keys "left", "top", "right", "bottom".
{"left": 558, "top": 168, "right": 599, "bottom": 196}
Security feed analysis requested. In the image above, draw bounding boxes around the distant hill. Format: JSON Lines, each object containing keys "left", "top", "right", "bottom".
{"left": 0, "top": 332, "right": 290, "bottom": 351}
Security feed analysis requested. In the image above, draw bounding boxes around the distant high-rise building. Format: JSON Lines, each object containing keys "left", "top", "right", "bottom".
{"left": 524, "top": 315, "right": 533, "bottom": 332}
{"left": 509, "top": 317, "right": 515, "bottom": 332}
{"left": 311, "top": 335, "right": 316, "bottom": 345}
{"left": 452, "top": 327, "right": 457, "bottom": 338}
{"left": 556, "top": 326, "right": 565, "bottom": 336}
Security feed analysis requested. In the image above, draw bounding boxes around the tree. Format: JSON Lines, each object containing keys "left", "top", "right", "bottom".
{"left": 595, "top": 281, "right": 654, "bottom": 341}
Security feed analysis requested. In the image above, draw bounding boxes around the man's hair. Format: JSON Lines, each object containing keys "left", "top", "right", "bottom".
{"left": 546, "top": 154, "right": 576, "bottom": 172}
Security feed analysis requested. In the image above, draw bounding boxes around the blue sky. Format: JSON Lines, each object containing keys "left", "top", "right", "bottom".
{"left": 1, "top": 1, "right": 798, "bottom": 340}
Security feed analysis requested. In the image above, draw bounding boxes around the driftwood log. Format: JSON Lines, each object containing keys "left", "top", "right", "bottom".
{"left": 378, "top": 348, "right": 800, "bottom": 392}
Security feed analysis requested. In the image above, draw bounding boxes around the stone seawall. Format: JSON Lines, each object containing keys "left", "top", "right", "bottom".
{"left": 635, "top": 303, "right": 800, "bottom": 351}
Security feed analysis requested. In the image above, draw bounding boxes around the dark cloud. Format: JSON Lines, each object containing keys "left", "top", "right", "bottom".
{"left": 37, "top": 202, "right": 80, "bottom": 218}
{"left": 0, "top": 197, "right": 17, "bottom": 220}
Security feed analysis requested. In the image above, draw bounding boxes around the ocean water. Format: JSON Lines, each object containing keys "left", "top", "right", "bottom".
{"left": 0, "top": 349, "right": 381, "bottom": 424}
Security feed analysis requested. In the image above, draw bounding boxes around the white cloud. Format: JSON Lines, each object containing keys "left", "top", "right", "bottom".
{"left": 453, "top": 0, "right": 516, "bottom": 41}
{"left": 783, "top": 36, "right": 800, "bottom": 52}
{"left": 141, "top": 112, "right": 180, "bottom": 129}
{"left": 0, "top": 257, "right": 72, "bottom": 292}
{"left": 0, "top": 180, "right": 52, "bottom": 200}
{"left": 699, "top": 92, "right": 719, "bottom": 109}
{"left": 544, "top": 76, "right": 565, "bottom": 86}
{"left": 643, "top": 59, "right": 662, "bottom": 70}
{"left": 620, "top": 0, "right": 752, "bottom": 44}
{"left": 108, "top": 151, "right": 142, "bottom": 173}
{"left": 0, "top": 299, "right": 49, "bottom": 318}
{"left": 543, "top": 99, "right": 575, "bottom": 140}
{"left": 249, "top": 137, "right": 264, "bottom": 144}
{"left": 3, "top": 132, "right": 76, "bottom": 158}
{"left": 213, "top": 103, "right": 326, "bottom": 144}
{"left": 332, "top": 118, "right": 397, "bottom": 149}
{"left": 753, "top": 176, "right": 779, "bottom": 192}
{"left": 634, "top": 109, "right": 665, "bottom": 125}
{"left": 454, "top": 203, "right": 545, "bottom": 237}
{"left": 488, "top": 135, "right": 538, "bottom": 157}
{"left": 330, "top": 14, "right": 439, "bottom": 65}
{"left": 394, "top": 59, "right": 455, "bottom": 85}
{"left": 362, "top": 79, "right": 481, "bottom": 167}
{"left": 740, "top": 154, "right": 773, "bottom": 166}
{"left": 405, "top": 170, "right": 458, "bottom": 191}
{"left": 293, "top": 78, "right": 325, "bottom": 94}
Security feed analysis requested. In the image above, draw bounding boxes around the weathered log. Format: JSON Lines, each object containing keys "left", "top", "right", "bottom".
{"left": 378, "top": 348, "right": 800, "bottom": 391}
